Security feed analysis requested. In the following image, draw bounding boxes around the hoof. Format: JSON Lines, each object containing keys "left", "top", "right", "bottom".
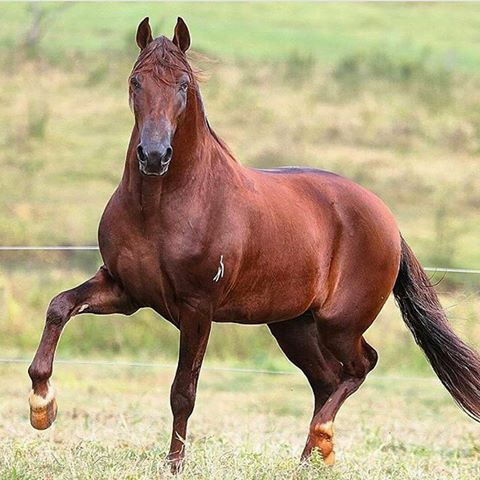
{"left": 302, "top": 420, "right": 336, "bottom": 466}
{"left": 314, "top": 421, "right": 335, "bottom": 465}
{"left": 166, "top": 454, "right": 184, "bottom": 475}
{"left": 29, "top": 386, "right": 57, "bottom": 430}
{"left": 323, "top": 450, "right": 335, "bottom": 466}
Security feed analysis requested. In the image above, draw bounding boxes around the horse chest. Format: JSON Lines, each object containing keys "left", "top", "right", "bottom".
{"left": 104, "top": 240, "right": 159, "bottom": 298}
{"left": 100, "top": 217, "right": 216, "bottom": 313}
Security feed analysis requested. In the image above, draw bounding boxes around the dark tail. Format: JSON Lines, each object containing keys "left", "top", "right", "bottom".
{"left": 393, "top": 237, "right": 480, "bottom": 421}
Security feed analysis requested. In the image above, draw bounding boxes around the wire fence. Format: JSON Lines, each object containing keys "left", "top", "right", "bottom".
{"left": 0, "top": 244, "right": 477, "bottom": 385}
{"left": 0, "top": 357, "right": 441, "bottom": 384}
{"left": 1, "top": 245, "right": 480, "bottom": 274}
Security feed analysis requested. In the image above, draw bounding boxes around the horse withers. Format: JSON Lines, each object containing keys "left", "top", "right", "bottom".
{"left": 28, "top": 17, "right": 480, "bottom": 472}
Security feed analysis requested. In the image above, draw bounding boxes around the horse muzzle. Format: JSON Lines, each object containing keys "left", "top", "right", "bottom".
{"left": 137, "top": 144, "right": 173, "bottom": 176}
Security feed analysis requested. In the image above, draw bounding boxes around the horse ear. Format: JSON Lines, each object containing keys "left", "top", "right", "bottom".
{"left": 136, "top": 17, "right": 153, "bottom": 50}
{"left": 172, "top": 17, "right": 191, "bottom": 53}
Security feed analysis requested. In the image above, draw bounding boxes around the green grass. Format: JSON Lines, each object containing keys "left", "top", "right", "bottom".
{"left": 2, "top": 3, "right": 480, "bottom": 267}
{"left": 3, "top": 3, "right": 480, "bottom": 70}
{"left": 1, "top": 363, "right": 480, "bottom": 479}
{"left": 1, "top": 1, "right": 480, "bottom": 371}
{"left": 1, "top": 6, "right": 480, "bottom": 475}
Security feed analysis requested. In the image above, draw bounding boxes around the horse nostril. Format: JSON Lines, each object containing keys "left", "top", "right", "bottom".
{"left": 137, "top": 144, "right": 147, "bottom": 162}
{"left": 164, "top": 147, "right": 173, "bottom": 162}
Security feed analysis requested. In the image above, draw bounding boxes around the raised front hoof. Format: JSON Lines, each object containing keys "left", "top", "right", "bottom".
{"left": 29, "top": 388, "right": 57, "bottom": 430}
{"left": 301, "top": 421, "right": 335, "bottom": 466}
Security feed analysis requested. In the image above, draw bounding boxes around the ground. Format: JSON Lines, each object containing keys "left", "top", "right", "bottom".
{"left": 1, "top": 362, "right": 479, "bottom": 479}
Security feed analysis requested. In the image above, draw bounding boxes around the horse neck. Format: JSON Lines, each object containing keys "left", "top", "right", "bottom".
{"left": 120, "top": 91, "right": 243, "bottom": 212}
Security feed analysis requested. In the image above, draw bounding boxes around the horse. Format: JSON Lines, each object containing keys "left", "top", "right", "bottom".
{"left": 28, "top": 17, "right": 480, "bottom": 472}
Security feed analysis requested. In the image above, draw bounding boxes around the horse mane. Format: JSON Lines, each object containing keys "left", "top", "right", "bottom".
{"left": 130, "top": 37, "right": 237, "bottom": 163}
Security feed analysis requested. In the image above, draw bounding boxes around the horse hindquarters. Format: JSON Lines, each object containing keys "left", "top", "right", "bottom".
{"left": 295, "top": 203, "right": 400, "bottom": 463}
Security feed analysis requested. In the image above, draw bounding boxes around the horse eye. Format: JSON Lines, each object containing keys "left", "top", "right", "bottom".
{"left": 180, "top": 82, "right": 188, "bottom": 93}
{"left": 131, "top": 77, "right": 141, "bottom": 90}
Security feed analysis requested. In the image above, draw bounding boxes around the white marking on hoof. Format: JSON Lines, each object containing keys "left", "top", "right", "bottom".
{"left": 78, "top": 303, "right": 89, "bottom": 313}
{"left": 29, "top": 385, "right": 55, "bottom": 410}
{"left": 213, "top": 255, "right": 225, "bottom": 282}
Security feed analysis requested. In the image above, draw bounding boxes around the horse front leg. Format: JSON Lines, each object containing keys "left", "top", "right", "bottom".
{"left": 167, "top": 304, "right": 211, "bottom": 473}
{"left": 28, "top": 266, "right": 137, "bottom": 430}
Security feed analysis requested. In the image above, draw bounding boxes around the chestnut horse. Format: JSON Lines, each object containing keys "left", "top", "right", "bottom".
{"left": 28, "top": 17, "right": 480, "bottom": 471}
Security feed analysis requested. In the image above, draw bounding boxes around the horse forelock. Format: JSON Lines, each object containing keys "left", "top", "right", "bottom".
{"left": 130, "top": 36, "right": 198, "bottom": 87}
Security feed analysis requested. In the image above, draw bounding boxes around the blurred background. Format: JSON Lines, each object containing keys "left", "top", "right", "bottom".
{"left": 1, "top": 4, "right": 480, "bottom": 478}
{"left": 1, "top": 2, "right": 479, "bottom": 372}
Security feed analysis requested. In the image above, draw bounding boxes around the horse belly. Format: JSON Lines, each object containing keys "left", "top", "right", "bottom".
{"left": 215, "top": 254, "right": 324, "bottom": 324}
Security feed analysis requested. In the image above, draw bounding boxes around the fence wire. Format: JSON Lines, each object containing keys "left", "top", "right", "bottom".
{"left": 0, "top": 357, "right": 441, "bottom": 384}
{"left": 0, "top": 245, "right": 476, "bottom": 385}
{"left": 0, "top": 245, "right": 480, "bottom": 274}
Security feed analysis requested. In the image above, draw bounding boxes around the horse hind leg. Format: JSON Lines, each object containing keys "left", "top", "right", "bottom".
{"left": 302, "top": 332, "right": 378, "bottom": 465}
{"left": 267, "top": 314, "right": 343, "bottom": 458}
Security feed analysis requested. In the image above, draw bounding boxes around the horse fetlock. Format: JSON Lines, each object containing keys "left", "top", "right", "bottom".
{"left": 28, "top": 363, "right": 52, "bottom": 384}
{"left": 312, "top": 421, "right": 335, "bottom": 465}
{"left": 166, "top": 450, "right": 185, "bottom": 475}
{"left": 168, "top": 458, "right": 184, "bottom": 475}
{"left": 29, "top": 383, "right": 57, "bottom": 430}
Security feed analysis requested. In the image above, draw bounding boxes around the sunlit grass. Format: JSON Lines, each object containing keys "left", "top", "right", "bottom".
{"left": 1, "top": 35, "right": 480, "bottom": 266}
{"left": 1, "top": 363, "right": 479, "bottom": 479}
{"left": 1, "top": 6, "right": 480, "bottom": 476}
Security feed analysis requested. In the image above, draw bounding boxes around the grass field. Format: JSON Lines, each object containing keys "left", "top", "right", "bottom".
{"left": 1, "top": 252, "right": 480, "bottom": 374}
{"left": 1, "top": 4, "right": 480, "bottom": 477}
{"left": 1, "top": 362, "right": 480, "bottom": 479}
{"left": 1, "top": 3, "right": 480, "bottom": 266}
{"left": 2, "top": 3, "right": 480, "bottom": 68}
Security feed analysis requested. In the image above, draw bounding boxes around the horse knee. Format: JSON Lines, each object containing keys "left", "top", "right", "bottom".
{"left": 46, "top": 292, "right": 74, "bottom": 326}
{"left": 170, "top": 387, "right": 195, "bottom": 419}
{"left": 311, "top": 368, "right": 341, "bottom": 397}
{"left": 330, "top": 337, "right": 378, "bottom": 379}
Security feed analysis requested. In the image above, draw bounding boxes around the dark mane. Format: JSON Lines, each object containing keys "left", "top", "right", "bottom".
{"left": 130, "top": 36, "right": 237, "bottom": 163}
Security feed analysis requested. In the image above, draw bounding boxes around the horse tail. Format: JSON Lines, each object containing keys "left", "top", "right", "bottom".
{"left": 393, "top": 236, "right": 480, "bottom": 422}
